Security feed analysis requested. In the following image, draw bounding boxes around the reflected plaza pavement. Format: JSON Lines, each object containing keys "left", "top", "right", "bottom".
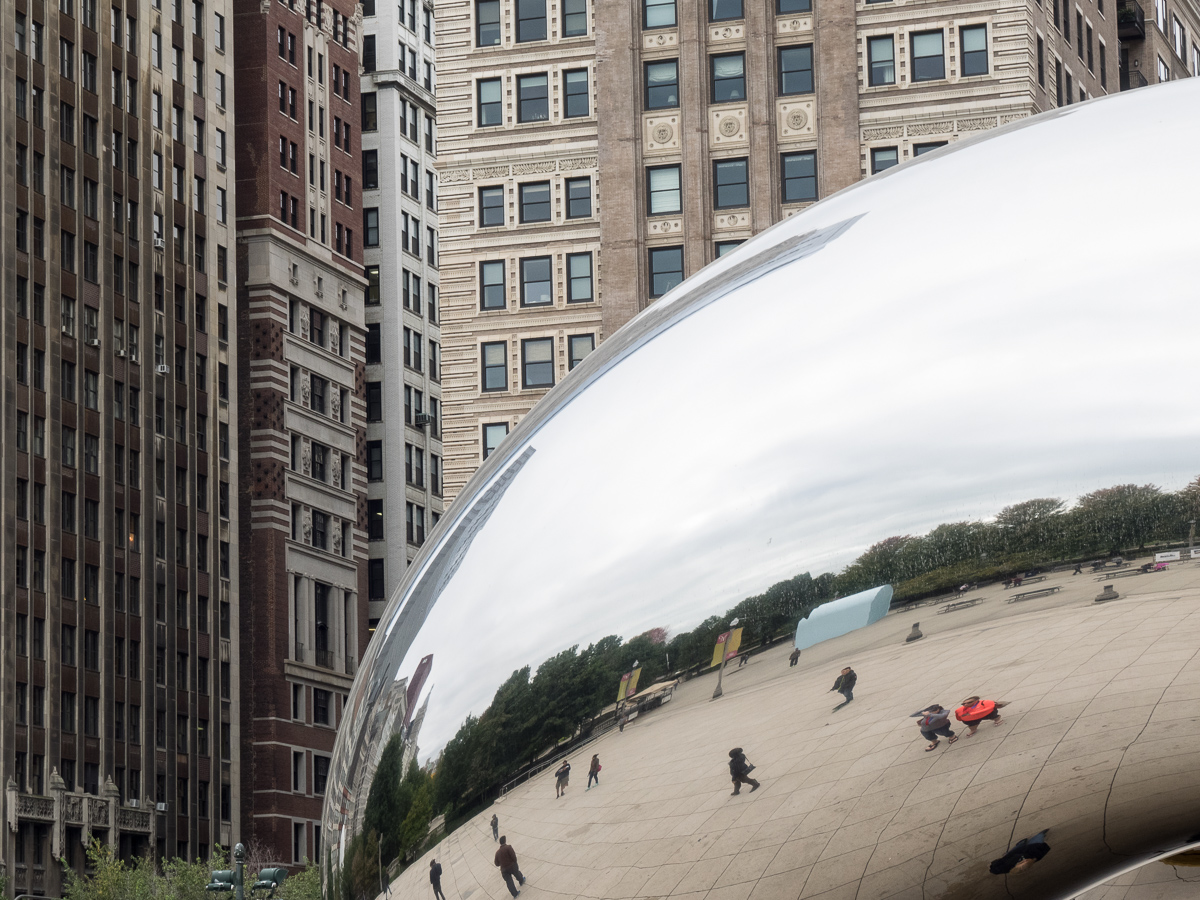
{"left": 386, "top": 567, "right": 1200, "bottom": 900}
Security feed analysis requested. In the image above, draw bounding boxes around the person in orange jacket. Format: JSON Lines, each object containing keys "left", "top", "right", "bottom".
{"left": 955, "top": 696, "right": 1009, "bottom": 736}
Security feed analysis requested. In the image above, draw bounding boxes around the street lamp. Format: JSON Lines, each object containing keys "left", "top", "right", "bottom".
{"left": 1189, "top": 519, "right": 1196, "bottom": 550}
{"left": 711, "top": 618, "right": 739, "bottom": 700}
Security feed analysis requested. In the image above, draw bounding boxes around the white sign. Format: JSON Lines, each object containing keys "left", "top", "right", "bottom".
{"left": 1155, "top": 551, "right": 1181, "bottom": 562}
{"left": 1191, "top": 548, "right": 1200, "bottom": 559}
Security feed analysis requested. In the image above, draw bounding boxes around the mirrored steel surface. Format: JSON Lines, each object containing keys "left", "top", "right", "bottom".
{"left": 325, "top": 82, "right": 1200, "bottom": 900}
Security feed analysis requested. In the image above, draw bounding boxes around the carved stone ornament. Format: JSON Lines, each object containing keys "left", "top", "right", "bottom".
{"left": 786, "top": 109, "right": 809, "bottom": 131}
{"left": 958, "top": 116, "right": 999, "bottom": 132}
{"left": 907, "top": 121, "right": 954, "bottom": 137}
{"left": 302, "top": 440, "right": 312, "bottom": 476}
{"left": 559, "top": 156, "right": 598, "bottom": 171}
{"left": 330, "top": 322, "right": 340, "bottom": 353}
{"left": 302, "top": 509, "right": 312, "bottom": 543}
{"left": 332, "top": 524, "right": 342, "bottom": 553}
{"left": 332, "top": 455, "right": 341, "bottom": 488}
{"left": 259, "top": 0, "right": 270, "bottom": 13}
{"left": 331, "top": 390, "right": 341, "bottom": 419}
{"left": 474, "top": 165, "right": 511, "bottom": 179}
{"left": 300, "top": 375, "right": 311, "bottom": 407}
{"left": 719, "top": 116, "right": 740, "bottom": 137}
{"left": 863, "top": 126, "right": 904, "bottom": 141}
{"left": 652, "top": 123, "right": 675, "bottom": 144}
{"left": 299, "top": 306, "right": 310, "bottom": 336}
{"left": 441, "top": 169, "right": 471, "bottom": 183}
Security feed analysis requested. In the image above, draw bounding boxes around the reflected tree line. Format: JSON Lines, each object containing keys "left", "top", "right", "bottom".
{"left": 348, "top": 478, "right": 1199, "bottom": 894}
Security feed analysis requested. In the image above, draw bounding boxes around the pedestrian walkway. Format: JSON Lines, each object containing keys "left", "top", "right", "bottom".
{"left": 385, "top": 564, "right": 1200, "bottom": 900}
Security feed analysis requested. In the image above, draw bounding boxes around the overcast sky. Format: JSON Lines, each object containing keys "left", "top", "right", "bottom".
{"left": 375, "top": 90, "right": 1200, "bottom": 759}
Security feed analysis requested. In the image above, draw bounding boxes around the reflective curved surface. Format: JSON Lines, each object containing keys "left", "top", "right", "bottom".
{"left": 325, "top": 81, "right": 1200, "bottom": 900}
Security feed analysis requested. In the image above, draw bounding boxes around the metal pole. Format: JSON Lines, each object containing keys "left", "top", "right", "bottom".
{"left": 378, "top": 835, "right": 385, "bottom": 897}
{"left": 234, "top": 842, "right": 246, "bottom": 900}
{"left": 712, "top": 652, "right": 729, "bottom": 699}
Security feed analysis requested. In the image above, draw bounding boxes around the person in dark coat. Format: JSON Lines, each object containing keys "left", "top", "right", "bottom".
{"left": 429, "top": 859, "right": 446, "bottom": 900}
{"left": 789, "top": 648, "right": 801, "bottom": 667}
{"left": 911, "top": 704, "right": 958, "bottom": 751}
{"left": 490, "top": 813, "right": 499, "bottom": 841}
{"left": 830, "top": 667, "right": 857, "bottom": 710}
{"left": 990, "top": 830, "right": 1051, "bottom": 874}
{"left": 728, "top": 747, "right": 760, "bottom": 796}
{"left": 554, "top": 760, "right": 571, "bottom": 798}
{"left": 587, "top": 754, "right": 601, "bottom": 790}
{"left": 494, "top": 836, "right": 526, "bottom": 897}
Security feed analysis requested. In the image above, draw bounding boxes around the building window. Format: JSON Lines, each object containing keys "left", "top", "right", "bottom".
{"left": 961, "top": 25, "right": 988, "bottom": 76}
{"left": 563, "top": 0, "right": 587, "bottom": 35}
{"left": 647, "top": 165, "right": 682, "bottom": 215}
{"left": 777, "top": 0, "right": 811, "bottom": 11}
{"left": 710, "top": 0, "right": 741, "bottom": 21}
{"left": 1157, "top": 56, "right": 1169, "bottom": 82}
{"left": 363, "top": 208, "right": 379, "bottom": 245}
{"left": 366, "top": 382, "right": 382, "bottom": 421}
{"left": 520, "top": 257, "right": 553, "bottom": 305}
{"left": 911, "top": 31, "right": 945, "bottom": 81}
{"left": 868, "top": 36, "right": 895, "bottom": 86}
{"left": 481, "top": 342, "right": 508, "bottom": 391}
{"left": 645, "top": 60, "right": 679, "bottom": 109}
{"left": 711, "top": 53, "right": 746, "bottom": 102}
{"left": 781, "top": 151, "right": 817, "bottom": 202}
{"left": 565, "top": 177, "right": 592, "bottom": 218}
{"left": 476, "top": 0, "right": 500, "bottom": 45}
{"left": 713, "top": 158, "right": 749, "bottom": 209}
{"left": 366, "top": 441, "right": 383, "bottom": 480}
{"left": 566, "top": 253, "right": 593, "bottom": 302}
{"left": 568, "top": 334, "right": 595, "bottom": 370}
{"left": 516, "top": 0, "right": 547, "bottom": 41}
{"left": 522, "top": 338, "right": 554, "bottom": 389}
{"left": 361, "top": 92, "right": 378, "bottom": 130}
{"left": 649, "top": 246, "right": 684, "bottom": 298}
{"left": 477, "top": 78, "right": 503, "bottom": 126}
{"left": 482, "top": 423, "right": 509, "bottom": 460}
{"left": 479, "top": 186, "right": 505, "bottom": 226}
{"left": 517, "top": 73, "right": 549, "bottom": 122}
{"left": 362, "top": 35, "right": 376, "bottom": 71}
{"left": 368, "top": 559, "right": 385, "bottom": 599}
{"left": 564, "top": 69, "right": 589, "bottom": 117}
{"left": 1037, "top": 35, "right": 1045, "bottom": 86}
{"left": 481, "top": 261, "right": 506, "bottom": 309}
{"left": 913, "top": 141, "right": 947, "bottom": 156}
{"left": 644, "top": 0, "right": 675, "bottom": 27}
{"left": 778, "top": 45, "right": 814, "bottom": 94}
{"left": 519, "top": 182, "right": 551, "bottom": 223}
{"left": 871, "top": 147, "right": 899, "bottom": 174}
{"left": 715, "top": 240, "right": 744, "bottom": 257}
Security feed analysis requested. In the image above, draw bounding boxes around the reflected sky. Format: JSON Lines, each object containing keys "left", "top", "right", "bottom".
{"left": 381, "top": 84, "right": 1200, "bottom": 757}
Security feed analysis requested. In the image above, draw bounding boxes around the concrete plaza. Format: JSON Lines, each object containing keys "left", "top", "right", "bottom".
{"left": 390, "top": 563, "right": 1200, "bottom": 900}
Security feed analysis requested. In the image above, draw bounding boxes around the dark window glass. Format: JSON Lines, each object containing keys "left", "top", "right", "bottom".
{"left": 476, "top": 0, "right": 500, "bottom": 45}
{"left": 365, "top": 382, "right": 382, "bottom": 421}
{"left": 713, "top": 158, "right": 749, "bottom": 209}
{"left": 518, "top": 182, "right": 551, "bottom": 223}
{"left": 715, "top": 240, "right": 744, "bottom": 257}
{"left": 478, "top": 78, "right": 503, "bottom": 126}
{"left": 911, "top": 31, "right": 945, "bottom": 81}
{"left": 517, "top": 74, "right": 549, "bottom": 122}
{"left": 480, "top": 261, "right": 506, "bottom": 309}
{"left": 868, "top": 37, "right": 895, "bottom": 86}
{"left": 563, "top": 0, "right": 586, "bottom": 35}
{"left": 778, "top": 45, "right": 814, "bottom": 94}
{"left": 516, "top": 0, "right": 546, "bottom": 41}
{"left": 644, "top": 0, "right": 675, "bottom": 28}
{"left": 645, "top": 61, "right": 679, "bottom": 109}
{"left": 567, "top": 253, "right": 593, "bottom": 302}
{"left": 781, "top": 151, "right": 817, "bottom": 202}
{"left": 961, "top": 25, "right": 988, "bottom": 76}
{"left": 482, "top": 423, "right": 508, "bottom": 460}
{"left": 481, "top": 342, "right": 507, "bottom": 391}
{"left": 649, "top": 247, "right": 684, "bottom": 298}
{"left": 912, "top": 141, "right": 947, "bottom": 156}
{"left": 479, "top": 186, "right": 505, "bottom": 227}
{"left": 565, "top": 177, "right": 591, "bottom": 218}
{"left": 777, "top": 0, "right": 810, "bottom": 11}
{"left": 568, "top": 334, "right": 594, "bottom": 370}
{"left": 521, "top": 338, "right": 554, "bottom": 389}
{"left": 711, "top": 53, "right": 745, "bottom": 102}
{"left": 710, "top": 0, "right": 741, "bottom": 21}
{"left": 564, "top": 69, "right": 589, "bottom": 117}
{"left": 871, "top": 147, "right": 899, "bottom": 174}
{"left": 366, "top": 441, "right": 384, "bottom": 480}
{"left": 520, "top": 257, "right": 553, "bottom": 305}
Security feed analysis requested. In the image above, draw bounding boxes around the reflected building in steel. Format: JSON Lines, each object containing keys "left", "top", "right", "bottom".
{"left": 324, "top": 84, "right": 1200, "bottom": 900}
{"left": 434, "top": 0, "right": 1121, "bottom": 500}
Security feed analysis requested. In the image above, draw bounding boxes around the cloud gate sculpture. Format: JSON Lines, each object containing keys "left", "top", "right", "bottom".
{"left": 325, "top": 81, "right": 1200, "bottom": 900}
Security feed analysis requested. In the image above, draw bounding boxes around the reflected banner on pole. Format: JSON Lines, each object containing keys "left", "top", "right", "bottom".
{"left": 617, "top": 672, "right": 630, "bottom": 702}
{"left": 725, "top": 627, "right": 743, "bottom": 661}
{"left": 711, "top": 631, "right": 730, "bottom": 668}
{"left": 626, "top": 667, "right": 642, "bottom": 696}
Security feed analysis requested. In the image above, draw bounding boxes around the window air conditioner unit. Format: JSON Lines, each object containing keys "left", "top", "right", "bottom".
{"left": 130, "top": 354, "right": 140, "bottom": 363}
{"left": 88, "top": 339, "right": 101, "bottom": 348}
{"left": 414, "top": 413, "right": 435, "bottom": 427}
{"left": 156, "top": 364, "right": 170, "bottom": 375}
{"left": 127, "top": 799, "right": 139, "bottom": 808}
{"left": 155, "top": 802, "right": 168, "bottom": 812}
{"left": 154, "top": 236, "right": 166, "bottom": 250}
{"left": 62, "top": 326, "right": 72, "bottom": 335}
{"left": 116, "top": 349, "right": 127, "bottom": 358}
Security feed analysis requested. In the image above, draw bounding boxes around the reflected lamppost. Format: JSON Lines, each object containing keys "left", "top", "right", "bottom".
{"left": 1189, "top": 519, "right": 1196, "bottom": 550}
{"left": 712, "top": 617, "right": 739, "bottom": 700}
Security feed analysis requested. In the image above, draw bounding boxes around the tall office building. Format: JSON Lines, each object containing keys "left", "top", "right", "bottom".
{"left": 435, "top": 0, "right": 1119, "bottom": 501}
{"left": 232, "top": 0, "right": 368, "bottom": 866}
{"left": 2, "top": 0, "right": 241, "bottom": 891}
{"left": 359, "top": 0, "right": 444, "bottom": 627}
{"left": 1114, "top": 0, "right": 1199, "bottom": 86}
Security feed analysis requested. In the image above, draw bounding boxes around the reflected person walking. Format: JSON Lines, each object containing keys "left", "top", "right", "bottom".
{"left": 830, "top": 667, "right": 857, "bottom": 711}
{"left": 494, "top": 836, "right": 527, "bottom": 897}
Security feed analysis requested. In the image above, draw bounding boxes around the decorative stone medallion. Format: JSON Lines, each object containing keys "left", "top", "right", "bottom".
{"left": 778, "top": 99, "right": 816, "bottom": 140}
{"left": 709, "top": 106, "right": 748, "bottom": 146}
{"left": 643, "top": 31, "right": 678, "bottom": 49}
{"left": 644, "top": 115, "right": 681, "bottom": 152}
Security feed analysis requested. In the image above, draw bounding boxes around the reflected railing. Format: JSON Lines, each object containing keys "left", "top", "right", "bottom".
{"left": 1121, "top": 67, "right": 1149, "bottom": 90}
{"left": 1118, "top": 0, "right": 1146, "bottom": 38}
